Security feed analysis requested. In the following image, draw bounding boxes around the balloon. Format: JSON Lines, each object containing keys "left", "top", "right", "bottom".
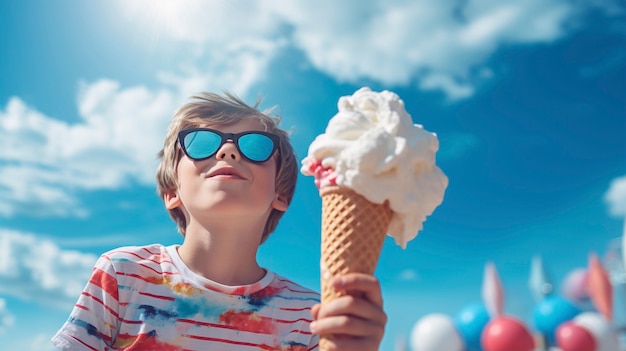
{"left": 587, "top": 253, "right": 613, "bottom": 322}
{"left": 482, "top": 262, "right": 504, "bottom": 318}
{"left": 529, "top": 255, "right": 553, "bottom": 302}
{"left": 454, "top": 302, "right": 490, "bottom": 351}
{"left": 561, "top": 268, "right": 589, "bottom": 303}
{"left": 481, "top": 315, "right": 535, "bottom": 351}
{"left": 556, "top": 321, "right": 597, "bottom": 351}
{"left": 411, "top": 313, "right": 464, "bottom": 351}
{"left": 532, "top": 295, "right": 581, "bottom": 344}
{"left": 574, "top": 312, "right": 620, "bottom": 351}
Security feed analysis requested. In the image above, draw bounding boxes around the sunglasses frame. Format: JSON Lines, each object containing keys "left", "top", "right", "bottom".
{"left": 177, "top": 127, "right": 280, "bottom": 163}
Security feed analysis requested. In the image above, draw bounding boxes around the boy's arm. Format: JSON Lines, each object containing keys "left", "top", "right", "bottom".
{"left": 51, "top": 254, "right": 120, "bottom": 350}
{"left": 309, "top": 273, "right": 387, "bottom": 351}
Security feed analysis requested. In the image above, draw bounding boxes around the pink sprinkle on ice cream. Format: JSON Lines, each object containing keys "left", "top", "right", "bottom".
{"left": 303, "top": 160, "right": 337, "bottom": 189}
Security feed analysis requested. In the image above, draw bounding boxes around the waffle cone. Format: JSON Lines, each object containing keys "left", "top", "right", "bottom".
{"left": 319, "top": 186, "right": 392, "bottom": 349}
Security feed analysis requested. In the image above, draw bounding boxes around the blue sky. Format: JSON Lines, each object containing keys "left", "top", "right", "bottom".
{"left": 1, "top": 1, "right": 625, "bottom": 350}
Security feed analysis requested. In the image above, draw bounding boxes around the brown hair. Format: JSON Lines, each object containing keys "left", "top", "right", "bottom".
{"left": 156, "top": 91, "right": 298, "bottom": 243}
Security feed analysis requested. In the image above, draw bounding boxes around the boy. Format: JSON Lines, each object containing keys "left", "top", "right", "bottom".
{"left": 52, "top": 92, "right": 387, "bottom": 351}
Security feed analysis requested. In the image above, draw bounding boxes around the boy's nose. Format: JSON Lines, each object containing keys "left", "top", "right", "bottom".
{"left": 216, "top": 140, "right": 241, "bottom": 161}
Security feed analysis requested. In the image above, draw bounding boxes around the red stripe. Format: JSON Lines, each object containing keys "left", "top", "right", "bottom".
{"left": 138, "top": 290, "right": 176, "bottom": 301}
{"left": 183, "top": 334, "right": 282, "bottom": 350}
{"left": 139, "top": 261, "right": 177, "bottom": 276}
{"left": 281, "top": 306, "right": 312, "bottom": 312}
{"left": 114, "top": 248, "right": 173, "bottom": 266}
{"left": 177, "top": 316, "right": 313, "bottom": 329}
{"left": 276, "top": 277, "right": 318, "bottom": 295}
{"left": 274, "top": 317, "right": 314, "bottom": 324}
{"left": 184, "top": 335, "right": 312, "bottom": 351}
{"left": 70, "top": 335, "right": 99, "bottom": 351}
{"left": 89, "top": 268, "right": 119, "bottom": 300}
{"left": 136, "top": 261, "right": 178, "bottom": 276}
{"left": 118, "top": 272, "right": 164, "bottom": 285}
{"left": 82, "top": 291, "right": 120, "bottom": 319}
{"left": 75, "top": 304, "right": 89, "bottom": 311}
{"left": 114, "top": 250, "right": 152, "bottom": 262}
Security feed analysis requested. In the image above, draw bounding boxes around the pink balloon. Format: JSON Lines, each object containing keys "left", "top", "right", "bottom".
{"left": 556, "top": 321, "right": 597, "bottom": 351}
{"left": 588, "top": 253, "right": 612, "bottom": 321}
{"left": 481, "top": 315, "right": 535, "bottom": 351}
{"left": 561, "top": 268, "right": 589, "bottom": 302}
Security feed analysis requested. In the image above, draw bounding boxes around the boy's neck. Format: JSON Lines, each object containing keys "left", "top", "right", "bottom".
{"left": 177, "top": 220, "right": 266, "bottom": 286}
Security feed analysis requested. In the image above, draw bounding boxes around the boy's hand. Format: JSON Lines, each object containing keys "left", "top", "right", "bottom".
{"left": 310, "top": 273, "right": 387, "bottom": 351}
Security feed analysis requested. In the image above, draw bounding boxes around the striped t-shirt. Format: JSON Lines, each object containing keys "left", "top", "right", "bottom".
{"left": 51, "top": 244, "right": 320, "bottom": 351}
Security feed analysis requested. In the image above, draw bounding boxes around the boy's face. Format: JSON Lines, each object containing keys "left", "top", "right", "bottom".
{"left": 165, "top": 119, "right": 288, "bottom": 231}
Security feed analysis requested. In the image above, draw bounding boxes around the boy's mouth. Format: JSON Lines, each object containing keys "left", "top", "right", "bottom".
{"left": 206, "top": 166, "right": 245, "bottom": 179}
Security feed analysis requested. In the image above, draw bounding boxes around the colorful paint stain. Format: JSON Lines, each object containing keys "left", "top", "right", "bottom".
{"left": 114, "top": 330, "right": 183, "bottom": 351}
{"left": 218, "top": 309, "right": 277, "bottom": 334}
{"left": 246, "top": 285, "right": 281, "bottom": 308}
{"left": 69, "top": 317, "right": 112, "bottom": 344}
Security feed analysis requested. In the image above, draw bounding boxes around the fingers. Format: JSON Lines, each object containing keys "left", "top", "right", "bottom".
{"left": 311, "top": 304, "right": 386, "bottom": 339}
{"left": 311, "top": 303, "right": 321, "bottom": 320}
{"left": 310, "top": 273, "right": 387, "bottom": 351}
{"left": 332, "top": 273, "right": 384, "bottom": 308}
{"left": 318, "top": 335, "right": 384, "bottom": 351}
{"left": 315, "top": 294, "right": 387, "bottom": 326}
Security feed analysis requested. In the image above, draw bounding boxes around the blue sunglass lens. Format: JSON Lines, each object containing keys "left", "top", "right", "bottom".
{"left": 182, "top": 130, "right": 275, "bottom": 162}
{"left": 238, "top": 133, "right": 274, "bottom": 162}
{"left": 183, "top": 131, "right": 221, "bottom": 159}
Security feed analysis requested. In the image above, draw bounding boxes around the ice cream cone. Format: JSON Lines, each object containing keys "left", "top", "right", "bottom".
{"left": 303, "top": 88, "right": 448, "bottom": 349}
{"left": 319, "top": 186, "right": 392, "bottom": 349}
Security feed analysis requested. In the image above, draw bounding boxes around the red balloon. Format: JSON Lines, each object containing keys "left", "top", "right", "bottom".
{"left": 556, "top": 322, "right": 596, "bottom": 351}
{"left": 481, "top": 315, "right": 535, "bottom": 351}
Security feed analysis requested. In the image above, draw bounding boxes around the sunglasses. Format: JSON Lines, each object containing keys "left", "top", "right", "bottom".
{"left": 178, "top": 128, "right": 280, "bottom": 163}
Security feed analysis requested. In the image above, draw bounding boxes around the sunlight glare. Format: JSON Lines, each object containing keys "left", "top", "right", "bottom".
{"left": 118, "top": 0, "right": 227, "bottom": 43}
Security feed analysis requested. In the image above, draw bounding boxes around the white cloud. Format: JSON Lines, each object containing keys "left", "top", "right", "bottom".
{"left": 605, "top": 175, "right": 626, "bottom": 217}
{"left": 8, "top": 333, "right": 58, "bottom": 351}
{"left": 115, "top": 0, "right": 596, "bottom": 101}
{"left": 117, "top": 0, "right": 286, "bottom": 97}
{"left": 0, "top": 82, "right": 175, "bottom": 217}
{"left": 1, "top": 0, "right": 616, "bottom": 218}
{"left": 156, "top": 38, "right": 286, "bottom": 99}
{"left": 0, "top": 230, "right": 97, "bottom": 309}
{"left": 274, "top": 0, "right": 577, "bottom": 99}
{"left": 0, "top": 299, "right": 14, "bottom": 334}
{"left": 119, "top": 0, "right": 283, "bottom": 44}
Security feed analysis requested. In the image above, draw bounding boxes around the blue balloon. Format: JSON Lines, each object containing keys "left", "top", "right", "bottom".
{"left": 454, "top": 302, "right": 489, "bottom": 351}
{"left": 532, "top": 295, "right": 581, "bottom": 345}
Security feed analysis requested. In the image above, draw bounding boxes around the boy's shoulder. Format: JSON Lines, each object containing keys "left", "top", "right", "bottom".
{"left": 99, "top": 243, "right": 171, "bottom": 266}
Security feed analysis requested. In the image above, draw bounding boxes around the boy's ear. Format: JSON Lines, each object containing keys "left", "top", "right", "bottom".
{"left": 164, "top": 190, "right": 182, "bottom": 210}
{"left": 272, "top": 194, "right": 289, "bottom": 212}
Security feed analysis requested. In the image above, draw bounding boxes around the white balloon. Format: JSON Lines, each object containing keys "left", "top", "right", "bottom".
{"left": 573, "top": 312, "right": 619, "bottom": 351}
{"left": 410, "top": 313, "right": 464, "bottom": 351}
{"left": 482, "top": 262, "right": 504, "bottom": 317}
